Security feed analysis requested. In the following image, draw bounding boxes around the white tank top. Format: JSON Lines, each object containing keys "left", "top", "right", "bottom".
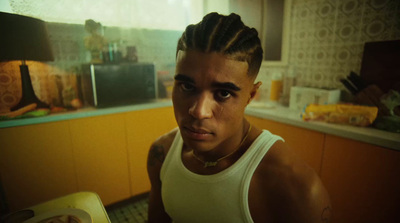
{"left": 160, "top": 129, "right": 283, "bottom": 223}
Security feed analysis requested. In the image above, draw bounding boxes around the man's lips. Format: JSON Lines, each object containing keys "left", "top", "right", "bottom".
{"left": 183, "top": 126, "right": 214, "bottom": 140}
{"left": 187, "top": 127, "right": 212, "bottom": 134}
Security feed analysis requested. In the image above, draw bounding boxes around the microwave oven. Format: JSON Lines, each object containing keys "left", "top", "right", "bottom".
{"left": 80, "top": 63, "right": 158, "bottom": 107}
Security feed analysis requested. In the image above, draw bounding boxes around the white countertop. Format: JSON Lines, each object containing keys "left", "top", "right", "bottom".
{"left": 245, "top": 103, "right": 400, "bottom": 151}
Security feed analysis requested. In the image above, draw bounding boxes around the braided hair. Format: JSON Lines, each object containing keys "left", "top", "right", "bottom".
{"left": 177, "top": 12, "right": 263, "bottom": 77}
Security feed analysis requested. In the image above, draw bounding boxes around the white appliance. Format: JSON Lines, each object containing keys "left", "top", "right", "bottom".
{"left": 289, "top": 87, "right": 341, "bottom": 111}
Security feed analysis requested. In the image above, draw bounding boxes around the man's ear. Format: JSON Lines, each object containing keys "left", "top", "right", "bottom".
{"left": 248, "top": 81, "right": 262, "bottom": 104}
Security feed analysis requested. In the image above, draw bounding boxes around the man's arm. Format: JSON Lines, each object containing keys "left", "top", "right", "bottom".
{"left": 292, "top": 169, "right": 332, "bottom": 223}
{"left": 257, "top": 140, "right": 332, "bottom": 223}
{"left": 147, "top": 131, "right": 176, "bottom": 223}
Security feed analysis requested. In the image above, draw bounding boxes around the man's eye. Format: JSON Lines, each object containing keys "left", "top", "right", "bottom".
{"left": 216, "top": 90, "right": 232, "bottom": 100}
{"left": 180, "top": 83, "right": 195, "bottom": 92}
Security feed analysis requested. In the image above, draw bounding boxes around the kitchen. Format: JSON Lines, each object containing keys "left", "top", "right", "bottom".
{"left": 1, "top": 0, "right": 399, "bottom": 222}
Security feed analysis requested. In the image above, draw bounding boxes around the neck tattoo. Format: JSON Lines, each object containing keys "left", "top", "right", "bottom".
{"left": 192, "top": 124, "right": 252, "bottom": 168}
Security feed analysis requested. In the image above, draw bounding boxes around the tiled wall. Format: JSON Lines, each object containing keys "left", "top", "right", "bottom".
{"left": 257, "top": 0, "right": 399, "bottom": 102}
{"left": 264, "top": 0, "right": 400, "bottom": 88}
{"left": 290, "top": 0, "right": 399, "bottom": 89}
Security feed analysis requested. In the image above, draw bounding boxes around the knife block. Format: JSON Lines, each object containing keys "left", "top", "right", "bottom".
{"left": 353, "top": 85, "right": 391, "bottom": 116}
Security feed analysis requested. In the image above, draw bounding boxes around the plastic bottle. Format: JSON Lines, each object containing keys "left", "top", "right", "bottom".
{"left": 269, "top": 72, "right": 283, "bottom": 102}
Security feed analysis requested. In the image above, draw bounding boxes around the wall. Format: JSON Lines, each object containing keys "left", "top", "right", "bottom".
{"left": 2, "top": 0, "right": 399, "bottom": 110}
{"left": 256, "top": 0, "right": 400, "bottom": 101}
{"left": 0, "top": 23, "right": 181, "bottom": 111}
{"left": 0, "top": 0, "right": 198, "bottom": 111}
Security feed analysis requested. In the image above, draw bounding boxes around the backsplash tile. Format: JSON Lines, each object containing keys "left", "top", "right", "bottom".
{"left": 287, "top": 0, "right": 399, "bottom": 90}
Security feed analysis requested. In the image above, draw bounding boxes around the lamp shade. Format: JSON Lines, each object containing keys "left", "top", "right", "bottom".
{"left": 0, "top": 12, "right": 54, "bottom": 62}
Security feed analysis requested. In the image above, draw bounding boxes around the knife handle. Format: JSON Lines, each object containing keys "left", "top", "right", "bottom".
{"left": 340, "top": 79, "right": 359, "bottom": 95}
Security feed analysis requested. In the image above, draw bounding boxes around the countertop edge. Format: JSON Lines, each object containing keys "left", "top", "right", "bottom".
{"left": 0, "top": 100, "right": 173, "bottom": 129}
{"left": 245, "top": 106, "right": 400, "bottom": 151}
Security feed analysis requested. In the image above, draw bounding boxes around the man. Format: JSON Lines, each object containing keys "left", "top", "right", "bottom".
{"left": 147, "top": 12, "right": 331, "bottom": 222}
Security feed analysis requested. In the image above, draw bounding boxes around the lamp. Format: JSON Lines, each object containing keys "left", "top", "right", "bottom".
{"left": 0, "top": 12, "right": 54, "bottom": 111}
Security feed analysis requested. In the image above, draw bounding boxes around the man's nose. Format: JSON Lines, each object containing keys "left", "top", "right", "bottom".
{"left": 188, "top": 93, "right": 213, "bottom": 119}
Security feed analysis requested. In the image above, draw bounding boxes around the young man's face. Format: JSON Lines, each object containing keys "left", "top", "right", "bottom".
{"left": 172, "top": 50, "right": 260, "bottom": 154}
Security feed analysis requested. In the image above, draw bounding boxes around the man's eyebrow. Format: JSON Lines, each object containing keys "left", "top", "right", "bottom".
{"left": 174, "top": 74, "right": 241, "bottom": 91}
{"left": 174, "top": 74, "right": 194, "bottom": 83}
{"left": 212, "top": 82, "right": 241, "bottom": 91}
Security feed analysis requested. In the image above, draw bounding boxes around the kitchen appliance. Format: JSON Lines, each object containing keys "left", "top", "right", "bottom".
{"left": 80, "top": 63, "right": 157, "bottom": 107}
{"left": 289, "top": 86, "right": 341, "bottom": 111}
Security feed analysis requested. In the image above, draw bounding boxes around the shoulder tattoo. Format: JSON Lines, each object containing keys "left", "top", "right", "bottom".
{"left": 321, "top": 206, "right": 332, "bottom": 222}
{"left": 148, "top": 144, "right": 165, "bottom": 166}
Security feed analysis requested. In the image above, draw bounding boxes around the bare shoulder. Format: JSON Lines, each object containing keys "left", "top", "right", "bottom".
{"left": 147, "top": 128, "right": 178, "bottom": 169}
{"left": 253, "top": 140, "right": 332, "bottom": 223}
{"left": 147, "top": 129, "right": 177, "bottom": 223}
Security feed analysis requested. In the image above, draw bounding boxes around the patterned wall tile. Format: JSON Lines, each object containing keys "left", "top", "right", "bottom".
{"left": 334, "top": 1, "right": 363, "bottom": 44}
{"left": 0, "top": 62, "right": 20, "bottom": 112}
{"left": 0, "top": 61, "right": 55, "bottom": 110}
{"left": 286, "top": 0, "right": 399, "bottom": 91}
{"left": 361, "top": 0, "right": 398, "bottom": 42}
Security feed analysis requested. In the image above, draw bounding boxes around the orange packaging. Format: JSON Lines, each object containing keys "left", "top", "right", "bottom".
{"left": 302, "top": 104, "right": 378, "bottom": 127}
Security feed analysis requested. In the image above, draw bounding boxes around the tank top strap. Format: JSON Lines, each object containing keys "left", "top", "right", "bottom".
{"left": 160, "top": 128, "right": 182, "bottom": 181}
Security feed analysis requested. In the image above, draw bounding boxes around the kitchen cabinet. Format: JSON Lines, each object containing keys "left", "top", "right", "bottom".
{"left": 321, "top": 135, "right": 400, "bottom": 223}
{"left": 125, "top": 107, "right": 176, "bottom": 195}
{"left": 68, "top": 113, "right": 131, "bottom": 206}
{"left": 0, "top": 121, "right": 78, "bottom": 211}
{"left": 0, "top": 106, "right": 177, "bottom": 212}
{"left": 246, "top": 116, "right": 325, "bottom": 174}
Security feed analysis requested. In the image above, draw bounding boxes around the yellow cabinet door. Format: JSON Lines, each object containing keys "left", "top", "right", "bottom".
{"left": 246, "top": 116, "right": 325, "bottom": 175}
{"left": 0, "top": 121, "right": 78, "bottom": 211}
{"left": 125, "top": 107, "right": 177, "bottom": 196}
{"left": 321, "top": 135, "right": 400, "bottom": 223}
{"left": 69, "top": 114, "right": 130, "bottom": 206}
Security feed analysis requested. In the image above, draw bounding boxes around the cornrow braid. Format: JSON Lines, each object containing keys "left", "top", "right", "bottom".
{"left": 211, "top": 13, "right": 243, "bottom": 51}
{"left": 177, "top": 12, "right": 263, "bottom": 77}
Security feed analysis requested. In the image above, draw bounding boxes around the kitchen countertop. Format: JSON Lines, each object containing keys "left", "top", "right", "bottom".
{"left": 1, "top": 100, "right": 398, "bottom": 151}
{"left": 0, "top": 100, "right": 173, "bottom": 129}
{"left": 245, "top": 102, "right": 400, "bottom": 151}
